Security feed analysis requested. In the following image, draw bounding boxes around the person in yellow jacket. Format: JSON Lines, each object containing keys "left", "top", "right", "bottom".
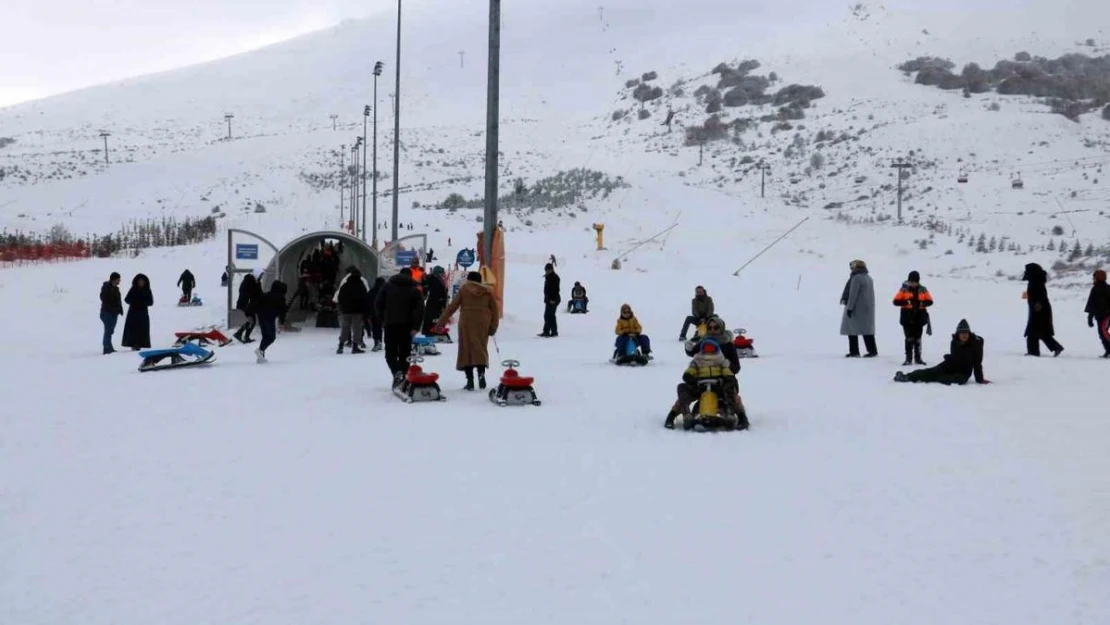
{"left": 613, "top": 303, "right": 653, "bottom": 361}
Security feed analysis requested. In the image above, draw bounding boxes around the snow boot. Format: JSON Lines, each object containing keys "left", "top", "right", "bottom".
{"left": 392, "top": 371, "right": 404, "bottom": 389}
{"left": 894, "top": 371, "right": 908, "bottom": 382}
{"left": 255, "top": 348, "right": 266, "bottom": 364}
{"left": 664, "top": 410, "right": 678, "bottom": 429}
{"left": 478, "top": 368, "right": 487, "bottom": 390}
{"left": 464, "top": 368, "right": 475, "bottom": 391}
{"left": 913, "top": 340, "right": 925, "bottom": 366}
{"left": 1052, "top": 345, "right": 1065, "bottom": 357}
{"left": 372, "top": 340, "right": 383, "bottom": 352}
{"left": 903, "top": 340, "right": 913, "bottom": 366}
{"left": 352, "top": 344, "right": 364, "bottom": 354}
{"left": 336, "top": 341, "right": 344, "bottom": 354}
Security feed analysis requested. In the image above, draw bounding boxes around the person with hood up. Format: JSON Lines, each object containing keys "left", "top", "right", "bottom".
{"left": 540, "top": 262, "right": 560, "bottom": 337}
{"left": 1084, "top": 268, "right": 1110, "bottom": 358}
{"left": 421, "top": 266, "right": 450, "bottom": 336}
{"left": 679, "top": 286, "right": 714, "bottom": 341}
{"left": 840, "top": 259, "right": 877, "bottom": 357}
{"left": 233, "top": 273, "right": 264, "bottom": 343}
{"left": 121, "top": 273, "right": 153, "bottom": 350}
{"left": 894, "top": 319, "right": 989, "bottom": 385}
{"left": 375, "top": 267, "right": 425, "bottom": 386}
{"left": 438, "top": 272, "right": 500, "bottom": 390}
{"left": 892, "top": 270, "right": 933, "bottom": 366}
{"left": 613, "top": 304, "right": 653, "bottom": 360}
{"left": 177, "top": 269, "right": 196, "bottom": 302}
{"left": 254, "top": 281, "right": 288, "bottom": 364}
{"left": 1022, "top": 262, "right": 1064, "bottom": 357}
{"left": 99, "top": 271, "right": 123, "bottom": 354}
{"left": 567, "top": 281, "right": 589, "bottom": 313}
{"left": 364, "top": 276, "right": 386, "bottom": 352}
{"left": 334, "top": 266, "right": 370, "bottom": 353}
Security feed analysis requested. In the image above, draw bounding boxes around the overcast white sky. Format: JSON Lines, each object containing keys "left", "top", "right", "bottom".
{"left": 0, "top": 0, "right": 396, "bottom": 107}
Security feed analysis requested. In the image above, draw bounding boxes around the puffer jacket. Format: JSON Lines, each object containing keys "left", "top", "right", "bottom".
{"left": 615, "top": 314, "right": 643, "bottom": 335}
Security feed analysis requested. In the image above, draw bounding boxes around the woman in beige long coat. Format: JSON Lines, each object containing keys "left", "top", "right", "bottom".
{"left": 439, "top": 272, "right": 500, "bottom": 390}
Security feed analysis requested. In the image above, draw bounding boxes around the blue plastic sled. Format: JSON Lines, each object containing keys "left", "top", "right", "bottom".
{"left": 412, "top": 335, "right": 441, "bottom": 356}
{"left": 137, "top": 342, "right": 215, "bottom": 372}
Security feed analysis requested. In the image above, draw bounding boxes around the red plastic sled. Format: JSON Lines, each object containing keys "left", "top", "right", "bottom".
{"left": 499, "top": 368, "right": 535, "bottom": 388}
{"left": 405, "top": 364, "right": 440, "bottom": 386}
{"left": 173, "top": 329, "right": 232, "bottom": 347}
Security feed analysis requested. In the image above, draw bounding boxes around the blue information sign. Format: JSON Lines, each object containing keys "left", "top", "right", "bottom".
{"left": 395, "top": 250, "right": 418, "bottom": 265}
{"left": 456, "top": 248, "right": 476, "bottom": 269}
{"left": 235, "top": 244, "right": 259, "bottom": 260}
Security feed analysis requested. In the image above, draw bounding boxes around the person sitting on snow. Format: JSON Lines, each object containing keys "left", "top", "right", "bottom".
{"left": 665, "top": 338, "right": 748, "bottom": 430}
{"left": 894, "top": 319, "right": 990, "bottom": 385}
{"left": 613, "top": 303, "right": 652, "bottom": 359}
{"left": 567, "top": 281, "right": 589, "bottom": 313}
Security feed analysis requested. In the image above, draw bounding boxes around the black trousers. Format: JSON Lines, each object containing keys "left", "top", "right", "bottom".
{"left": 258, "top": 315, "right": 277, "bottom": 352}
{"left": 1097, "top": 315, "right": 1110, "bottom": 353}
{"left": 364, "top": 316, "right": 383, "bottom": 342}
{"left": 383, "top": 324, "right": 413, "bottom": 375}
{"left": 848, "top": 335, "right": 878, "bottom": 356}
{"left": 904, "top": 364, "right": 968, "bottom": 385}
{"left": 542, "top": 302, "right": 558, "bottom": 335}
{"left": 902, "top": 322, "right": 924, "bottom": 360}
{"left": 1025, "top": 332, "right": 1062, "bottom": 356}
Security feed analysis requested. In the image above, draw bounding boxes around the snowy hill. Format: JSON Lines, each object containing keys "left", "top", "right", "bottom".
{"left": 3, "top": 1, "right": 1110, "bottom": 623}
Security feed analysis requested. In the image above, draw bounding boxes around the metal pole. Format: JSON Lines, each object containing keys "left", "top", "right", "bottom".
{"left": 760, "top": 163, "right": 767, "bottom": 198}
{"left": 362, "top": 107, "right": 369, "bottom": 242}
{"left": 482, "top": 0, "right": 501, "bottom": 263}
{"left": 891, "top": 161, "right": 911, "bottom": 223}
{"left": 340, "top": 145, "right": 346, "bottom": 225}
{"left": 99, "top": 132, "right": 110, "bottom": 165}
{"left": 373, "top": 66, "right": 381, "bottom": 248}
{"left": 391, "top": 0, "right": 402, "bottom": 242}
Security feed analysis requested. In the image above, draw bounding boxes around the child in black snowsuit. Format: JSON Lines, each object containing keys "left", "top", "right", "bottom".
{"left": 894, "top": 319, "right": 990, "bottom": 385}
{"left": 1084, "top": 269, "right": 1110, "bottom": 358}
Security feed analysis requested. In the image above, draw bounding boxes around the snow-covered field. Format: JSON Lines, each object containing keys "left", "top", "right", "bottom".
{"left": 3, "top": 0, "right": 1110, "bottom": 622}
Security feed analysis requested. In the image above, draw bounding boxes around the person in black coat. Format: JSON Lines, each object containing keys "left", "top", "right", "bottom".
{"left": 99, "top": 271, "right": 123, "bottom": 354}
{"left": 895, "top": 319, "right": 990, "bottom": 385}
{"left": 421, "top": 266, "right": 450, "bottom": 335}
{"left": 1084, "top": 268, "right": 1110, "bottom": 357}
{"left": 364, "top": 276, "right": 386, "bottom": 351}
{"left": 374, "top": 268, "right": 425, "bottom": 384}
{"left": 254, "top": 281, "right": 288, "bottom": 363}
{"left": 233, "top": 273, "right": 264, "bottom": 343}
{"left": 540, "top": 262, "right": 560, "bottom": 337}
{"left": 1022, "top": 262, "right": 1064, "bottom": 357}
{"left": 177, "top": 269, "right": 196, "bottom": 301}
{"left": 121, "top": 273, "right": 153, "bottom": 350}
{"left": 335, "top": 266, "right": 369, "bottom": 353}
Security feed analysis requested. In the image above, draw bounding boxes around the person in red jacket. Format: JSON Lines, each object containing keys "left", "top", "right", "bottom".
{"left": 892, "top": 271, "right": 933, "bottom": 366}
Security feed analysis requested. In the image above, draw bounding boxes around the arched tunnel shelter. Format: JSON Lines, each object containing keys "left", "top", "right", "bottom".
{"left": 263, "top": 231, "right": 379, "bottom": 325}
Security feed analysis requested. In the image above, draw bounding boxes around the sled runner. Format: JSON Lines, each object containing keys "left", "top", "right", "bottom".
{"left": 393, "top": 355, "right": 446, "bottom": 403}
{"left": 489, "top": 359, "right": 542, "bottom": 407}
{"left": 412, "top": 335, "right": 441, "bottom": 356}
{"left": 611, "top": 335, "right": 650, "bottom": 366}
{"left": 732, "top": 328, "right": 758, "bottom": 358}
{"left": 172, "top": 329, "right": 233, "bottom": 347}
{"left": 680, "top": 378, "right": 745, "bottom": 432}
{"left": 137, "top": 342, "right": 215, "bottom": 372}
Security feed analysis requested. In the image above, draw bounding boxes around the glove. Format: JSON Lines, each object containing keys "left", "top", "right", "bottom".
{"left": 926, "top": 323, "right": 933, "bottom": 336}
{"left": 1089, "top": 315, "right": 1095, "bottom": 328}
{"left": 846, "top": 309, "right": 853, "bottom": 318}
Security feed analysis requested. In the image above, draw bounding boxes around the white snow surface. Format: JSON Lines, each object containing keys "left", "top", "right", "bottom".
{"left": 3, "top": 0, "right": 1110, "bottom": 622}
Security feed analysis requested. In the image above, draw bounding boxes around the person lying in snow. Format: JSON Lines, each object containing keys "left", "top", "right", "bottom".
{"left": 894, "top": 319, "right": 990, "bottom": 385}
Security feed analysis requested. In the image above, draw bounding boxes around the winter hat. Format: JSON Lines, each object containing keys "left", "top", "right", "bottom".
{"left": 699, "top": 338, "right": 721, "bottom": 354}
{"left": 956, "top": 319, "right": 971, "bottom": 334}
{"left": 1095, "top": 269, "right": 1107, "bottom": 283}
{"left": 109, "top": 272, "right": 120, "bottom": 281}
{"left": 432, "top": 265, "right": 445, "bottom": 276}
{"left": 467, "top": 271, "right": 482, "bottom": 282}
{"left": 620, "top": 303, "right": 632, "bottom": 314}
{"left": 908, "top": 270, "right": 920, "bottom": 282}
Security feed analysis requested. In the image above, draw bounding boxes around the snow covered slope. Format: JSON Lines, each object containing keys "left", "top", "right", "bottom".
{"left": 2, "top": 1, "right": 1110, "bottom": 623}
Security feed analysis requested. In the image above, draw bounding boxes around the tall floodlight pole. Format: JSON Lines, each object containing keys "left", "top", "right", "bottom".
{"left": 99, "top": 131, "right": 111, "bottom": 164}
{"left": 891, "top": 160, "right": 912, "bottom": 223}
{"left": 372, "top": 61, "right": 383, "bottom": 248}
{"left": 224, "top": 114, "right": 234, "bottom": 140}
{"left": 362, "top": 105, "right": 370, "bottom": 241}
{"left": 352, "top": 141, "right": 361, "bottom": 232}
{"left": 340, "top": 144, "right": 346, "bottom": 225}
{"left": 757, "top": 161, "right": 771, "bottom": 198}
{"left": 482, "top": 0, "right": 502, "bottom": 263}
{"left": 390, "top": 0, "right": 402, "bottom": 242}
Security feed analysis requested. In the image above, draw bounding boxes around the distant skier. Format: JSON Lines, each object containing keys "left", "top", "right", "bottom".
{"left": 177, "top": 269, "right": 196, "bottom": 302}
{"left": 892, "top": 270, "right": 933, "bottom": 366}
{"left": 1022, "top": 262, "right": 1063, "bottom": 357}
{"left": 99, "top": 271, "right": 123, "bottom": 354}
{"left": 840, "top": 259, "right": 877, "bottom": 357}
{"left": 894, "top": 319, "right": 989, "bottom": 385}
{"left": 1084, "top": 268, "right": 1110, "bottom": 358}
{"left": 663, "top": 108, "right": 676, "bottom": 132}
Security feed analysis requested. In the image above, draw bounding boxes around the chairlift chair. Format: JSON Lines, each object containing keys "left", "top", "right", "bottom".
{"left": 957, "top": 168, "right": 968, "bottom": 184}
{"left": 1011, "top": 172, "right": 1024, "bottom": 189}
